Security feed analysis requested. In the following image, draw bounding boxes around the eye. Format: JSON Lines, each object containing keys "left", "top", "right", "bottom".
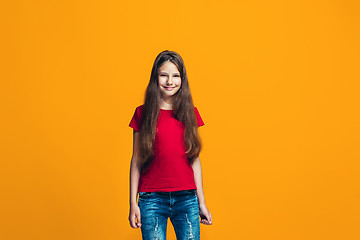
{"left": 174, "top": 75, "right": 180, "bottom": 77}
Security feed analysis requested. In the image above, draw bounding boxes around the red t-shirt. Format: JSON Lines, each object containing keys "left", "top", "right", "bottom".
{"left": 129, "top": 105, "right": 205, "bottom": 192}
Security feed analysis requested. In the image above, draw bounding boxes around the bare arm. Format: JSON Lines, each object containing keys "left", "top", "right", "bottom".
{"left": 191, "top": 156, "right": 206, "bottom": 206}
{"left": 191, "top": 156, "right": 213, "bottom": 225}
{"left": 128, "top": 130, "right": 142, "bottom": 228}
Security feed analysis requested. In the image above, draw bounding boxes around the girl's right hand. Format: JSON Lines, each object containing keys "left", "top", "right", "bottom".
{"left": 128, "top": 203, "right": 142, "bottom": 228}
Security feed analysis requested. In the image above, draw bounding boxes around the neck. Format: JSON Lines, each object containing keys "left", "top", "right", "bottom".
{"left": 159, "top": 97, "right": 173, "bottom": 110}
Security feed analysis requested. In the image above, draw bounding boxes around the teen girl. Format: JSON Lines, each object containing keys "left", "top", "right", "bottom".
{"left": 128, "top": 50, "right": 212, "bottom": 240}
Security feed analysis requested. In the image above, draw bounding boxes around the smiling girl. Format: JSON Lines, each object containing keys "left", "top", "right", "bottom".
{"left": 128, "top": 50, "right": 212, "bottom": 240}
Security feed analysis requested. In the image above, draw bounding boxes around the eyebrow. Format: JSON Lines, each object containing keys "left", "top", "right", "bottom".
{"left": 159, "top": 72, "right": 180, "bottom": 75}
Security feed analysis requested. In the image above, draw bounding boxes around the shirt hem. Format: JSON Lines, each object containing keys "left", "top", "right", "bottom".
{"left": 138, "top": 186, "right": 197, "bottom": 192}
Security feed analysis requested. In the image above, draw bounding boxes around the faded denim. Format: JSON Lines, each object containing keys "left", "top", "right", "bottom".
{"left": 138, "top": 189, "right": 200, "bottom": 240}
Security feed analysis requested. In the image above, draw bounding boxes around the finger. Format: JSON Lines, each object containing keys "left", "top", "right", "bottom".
{"left": 130, "top": 217, "right": 138, "bottom": 228}
{"left": 200, "top": 213, "right": 210, "bottom": 225}
{"left": 202, "top": 213, "right": 210, "bottom": 225}
{"left": 208, "top": 212, "right": 212, "bottom": 224}
{"left": 200, "top": 218, "right": 208, "bottom": 225}
{"left": 136, "top": 213, "right": 142, "bottom": 227}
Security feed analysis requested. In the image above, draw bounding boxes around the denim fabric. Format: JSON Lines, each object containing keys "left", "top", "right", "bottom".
{"left": 138, "top": 189, "right": 200, "bottom": 240}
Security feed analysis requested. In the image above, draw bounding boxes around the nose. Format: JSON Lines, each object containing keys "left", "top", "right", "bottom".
{"left": 166, "top": 76, "right": 173, "bottom": 85}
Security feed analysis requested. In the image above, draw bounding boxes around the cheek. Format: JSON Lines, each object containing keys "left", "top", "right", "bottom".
{"left": 158, "top": 77, "right": 165, "bottom": 85}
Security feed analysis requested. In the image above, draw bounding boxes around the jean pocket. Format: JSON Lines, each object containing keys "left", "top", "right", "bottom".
{"left": 138, "top": 192, "right": 153, "bottom": 197}
{"left": 184, "top": 189, "right": 196, "bottom": 195}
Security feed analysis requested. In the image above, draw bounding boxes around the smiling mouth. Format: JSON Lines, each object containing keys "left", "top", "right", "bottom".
{"left": 164, "top": 87, "right": 175, "bottom": 90}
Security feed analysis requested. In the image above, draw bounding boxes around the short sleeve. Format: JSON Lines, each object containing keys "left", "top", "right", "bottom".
{"left": 129, "top": 106, "right": 143, "bottom": 132}
{"left": 194, "top": 107, "right": 205, "bottom": 127}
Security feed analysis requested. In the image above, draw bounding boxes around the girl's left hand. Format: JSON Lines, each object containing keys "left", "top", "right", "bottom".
{"left": 199, "top": 204, "right": 212, "bottom": 225}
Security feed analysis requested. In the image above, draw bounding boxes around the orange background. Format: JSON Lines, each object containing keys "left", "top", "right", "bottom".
{"left": 1, "top": 0, "right": 359, "bottom": 239}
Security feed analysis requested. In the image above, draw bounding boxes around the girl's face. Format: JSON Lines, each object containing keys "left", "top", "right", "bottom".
{"left": 158, "top": 61, "right": 181, "bottom": 100}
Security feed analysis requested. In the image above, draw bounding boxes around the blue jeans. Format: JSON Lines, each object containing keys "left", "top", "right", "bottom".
{"left": 138, "top": 189, "right": 200, "bottom": 240}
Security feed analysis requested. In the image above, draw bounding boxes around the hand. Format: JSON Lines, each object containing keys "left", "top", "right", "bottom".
{"left": 129, "top": 203, "right": 142, "bottom": 228}
{"left": 199, "top": 204, "right": 212, "bottom": 225}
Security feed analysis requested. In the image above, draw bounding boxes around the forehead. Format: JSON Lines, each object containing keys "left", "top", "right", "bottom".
{"left": 158, "top": 61, "right": 180, "bottom": 73}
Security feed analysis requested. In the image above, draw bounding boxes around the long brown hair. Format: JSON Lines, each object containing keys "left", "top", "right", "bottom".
{"left": 138, "top": 50, "right": 202, "bottom": 173}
